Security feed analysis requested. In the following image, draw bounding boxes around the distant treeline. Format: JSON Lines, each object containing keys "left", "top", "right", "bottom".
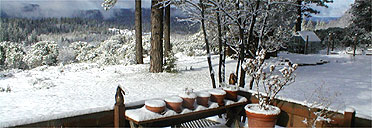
{"left": 0, "top": 16, "right": 199, "bottom": 45}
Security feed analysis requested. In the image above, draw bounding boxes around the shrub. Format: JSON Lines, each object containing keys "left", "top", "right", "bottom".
{"left": 69, "top": 41, "right": 96, "bottom": 62}
{"left": 0, "top": 41, "right": 27, "bottom": 70}
{"left": 23, "top": 41, "right": 59, "bottom": 68}
{"left": 173, "top": 31, "right": 215, "bottom": 56}
{"left": 69, "top": 30, "right": 142, "bottom": 66}
{"left": 164, "top": 50, "right": 178, "bottom": 73}
{"left": 57, "top": 46, "right": 76, "bottom": 64}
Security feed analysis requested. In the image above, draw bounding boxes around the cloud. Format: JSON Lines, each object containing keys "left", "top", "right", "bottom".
{"left": 311, "top": 0, "right": 354, "bottom": 17}
{"left": 0, "top": 0, "right": 151, "bottom": 18}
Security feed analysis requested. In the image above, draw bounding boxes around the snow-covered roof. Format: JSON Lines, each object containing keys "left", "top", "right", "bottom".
{"left": 297, "top": 31, "right": 321, "bottom": 42}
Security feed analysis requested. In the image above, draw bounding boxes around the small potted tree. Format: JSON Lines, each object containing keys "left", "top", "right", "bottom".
{"left": 243, "top": 49, "right": 297, "bottom": 127}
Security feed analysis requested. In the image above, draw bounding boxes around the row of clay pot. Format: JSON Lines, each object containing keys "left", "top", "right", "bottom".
{"left": 145, "top": 88, "right": 239, "bottom": 114}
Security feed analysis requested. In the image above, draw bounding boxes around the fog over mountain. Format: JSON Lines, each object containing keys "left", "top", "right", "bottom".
{"left": 0, "top": 0, "right": 152, "bottom": 19}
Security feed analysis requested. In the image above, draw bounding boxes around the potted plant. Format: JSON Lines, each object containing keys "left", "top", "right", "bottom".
{"left": 196, "top": 91, "right": 211, "bottom": 107}
{"left": 179, "top": 88, "right": 197, "bottom": 110}
{"left": 164, "top": 96, "right": 183, "bottom": 113}
{"left": 243, "top": 49, "right": 297, "bottom": 127}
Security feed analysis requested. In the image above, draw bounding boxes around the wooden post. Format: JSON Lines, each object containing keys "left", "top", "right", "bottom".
{"left": 304, "top": 35, "right": 309, "bottom": 54}
{"left": 114, "top": 86, "right": 126, "bottom": 128}
{"left": 343, "top": 107, "right": 356, "bottom": 127}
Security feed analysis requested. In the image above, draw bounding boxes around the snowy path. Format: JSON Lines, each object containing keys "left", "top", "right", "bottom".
{"left": 0, "top": 53, "right": 371, "bottom": 127}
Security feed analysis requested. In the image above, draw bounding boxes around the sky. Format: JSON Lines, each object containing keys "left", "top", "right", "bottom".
{"left": 0, "top": 0, "right": 355, "bottom": 18}
{"left": 312, "top": 0, "right": 355, "bottom": 17}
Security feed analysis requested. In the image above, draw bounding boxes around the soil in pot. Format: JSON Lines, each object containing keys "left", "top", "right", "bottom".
{"left": 164, "top": 96, "right": 183, "bottom": 113}
{"left": 196, "top": 91, "right": 211, "bottom": 107}
{"left": 145, "top": 100, "right": 166, "bottom": 114}
{"left": 208, "top": 89, "right": 226, "bottom": 106}
{"left": 179, "top": 92, "right": 197, "bottom": 110}
{"left": 244, "top": 104, "right": 281, "bottom": 128}
{"left": 223, "top": 85, "right": 238, "bottom": 101}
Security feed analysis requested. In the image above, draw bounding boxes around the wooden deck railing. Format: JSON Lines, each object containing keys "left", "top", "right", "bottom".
{"left": 16, "top": 87, "right": 371, "bottom": 127}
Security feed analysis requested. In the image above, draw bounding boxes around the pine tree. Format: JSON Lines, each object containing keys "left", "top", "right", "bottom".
{"left": 135, "top": 0, "right": 143, "bottom": 64}
{"left": 150, "top": 0, "right": 164, "bottom": 73}
{"left": 306, "top": 20, "right": 314, "bottom": 31}
{"left": 294, "top": 0, "right": 333, "bottom": 32}
{"left": 351, "top": 0, "right": 372, "bottom": 32}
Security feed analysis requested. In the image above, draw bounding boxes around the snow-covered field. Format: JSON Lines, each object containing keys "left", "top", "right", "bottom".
{"left": 0, "top": 52, "right": 371, "bottom": 127}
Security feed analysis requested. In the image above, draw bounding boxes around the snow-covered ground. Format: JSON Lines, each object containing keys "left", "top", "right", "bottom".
{"left": 0, "top": 52, "right": 371, "bottom": 127}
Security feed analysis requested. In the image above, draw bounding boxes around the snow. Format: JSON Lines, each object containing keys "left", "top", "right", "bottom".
{"left": 164, "top": 96, "right": 183, "bottom": 103}
{"left": 244, "top": 104, "right": 281, "bottom": 115}
{"left": 223, "top": 85, "right": 239, "bottom": 91}
{"left": 0, "top": 51, "right": 371, "bottom": 127}
{"left": 209, "top": 89, "right": 226, "bottom": 95}
{"left": 345, "top": 107, "right": 355, "bottom": 113}
{"left": 179, "top": 92, "right": 197, "bottom": 99}
{"left": 225, "top": 96, "right": 247, "bottom": 105}
{"left": 145, "top": 100, "right": 165, "bottom": 108}
{"left": 126, "top": 96, "right": 244, "bottom": 122}
{"left": 196, "top": 91, "right": 211, "bottom": 97}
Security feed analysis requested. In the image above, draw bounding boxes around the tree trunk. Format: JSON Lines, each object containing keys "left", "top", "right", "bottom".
{"left": 217, "top": 0, "right": 223, "bottom": 84}
{"left": 331, "top": 33, "right": 335, "bottom": 51}
{"left": 304, "top": 35, "right": 309, "bottom": 54}
{"left": 135, "top": 0, "right": 143, "bottom": 64}
{"left": 295, "top": 0, "right": 302, "bottom": 32}
{"left": 150, "top": 0, "right": 163, "bottom": 73}
{"left": 164, "top": 3, "right": 171, "bottom": 59}
{"left": 160, "top": 3, "right": 164, "bottom": 64}
{"left": 353, "top": 34, "right": 357, "bottom": 56}
{"left": 327, "top": 33, "right": 331, "bottom": 55}
{"left": 235, "top": 0, "right": 244, "bottom": 85}
{"left": 200, "top": 0, "right": 216, "bottom": 88}
{"left": 240, "top": 0, "right": 260, "bottom": 88}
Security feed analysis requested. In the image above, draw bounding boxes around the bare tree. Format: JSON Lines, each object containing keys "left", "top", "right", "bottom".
{"left": 200, "top": 0, "right": 217, "bottom": 88}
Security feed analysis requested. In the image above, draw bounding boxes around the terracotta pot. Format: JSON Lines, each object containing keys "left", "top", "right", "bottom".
{"left": 145, "top": 105, "right": 165, "bottom": 114}
{"left": 196, "top": 92, "right": 211, "bottom": 107}
{"left": 145, "top": 100, "right": 166, "bottom": 114}
{"left": 165, "top": 97, "right": 183, "bottom": 113}
{"left": 224, "top": 89, "right": 238, "bottom": 101}
{"left": 166, "top": 102, "right": 182, "bottom": 113}
{"left": 244, "top": 104, "right": 280, "bottom": 128}
{"left": 209, "top": 89, "right": 226, "bottom": 106}
{"left": 197, "top": 97, "right": 209, "bottom": 107}
{"left": 181, "top": 97, "right": 195, "bottom": 110}
{"left": 210, "top": 94, "right": 225, "bottom": 106}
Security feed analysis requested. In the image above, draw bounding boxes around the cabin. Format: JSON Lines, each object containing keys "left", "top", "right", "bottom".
{"left": 288, "top": 31, "right": 322, "bottom": 54}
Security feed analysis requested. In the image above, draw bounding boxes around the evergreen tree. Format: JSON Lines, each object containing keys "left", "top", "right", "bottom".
{"left": 351, "top": 0, "right": 372, "bottom": 32}
{"left": 295, "top": 0, "right": 333, "bottom": 32}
